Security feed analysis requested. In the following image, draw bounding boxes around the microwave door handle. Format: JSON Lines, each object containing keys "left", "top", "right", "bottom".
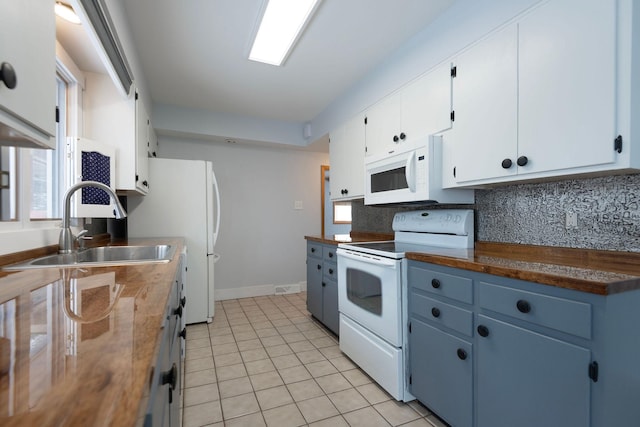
{"left": 406, "top": 151, "right": 416, "bottom": 192}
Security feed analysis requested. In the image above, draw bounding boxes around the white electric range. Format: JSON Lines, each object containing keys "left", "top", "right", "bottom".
{"left": 337, "top": 209, "right": 474, "bottom": 401}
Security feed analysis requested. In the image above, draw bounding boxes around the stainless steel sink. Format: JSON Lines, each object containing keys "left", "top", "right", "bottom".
{"left": 3, "top": 244, "right": 176, "bottom": 270}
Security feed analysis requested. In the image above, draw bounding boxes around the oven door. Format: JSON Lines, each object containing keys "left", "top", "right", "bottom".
{"left": 337, "top": 248, "right": 402, "bottom": 346}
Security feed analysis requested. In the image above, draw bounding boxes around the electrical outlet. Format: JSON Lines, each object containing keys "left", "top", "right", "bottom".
{"left": 566, "top": 212, "right": 578, "bottom": 228}
{"left": 294, "top": 200, "right": 303, "bottom": 210}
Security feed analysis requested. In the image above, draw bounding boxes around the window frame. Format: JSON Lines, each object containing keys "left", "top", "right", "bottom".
{"left": 333, "top": 200, "right": 352, "bottom": 225}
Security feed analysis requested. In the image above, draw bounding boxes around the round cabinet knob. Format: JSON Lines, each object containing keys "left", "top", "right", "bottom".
{"left": 311, "top": 248, "right": 316, "bottom": 253}
{"left": 431, "top": 278, "right": 441, "bottom": 289}
{"left": 0, "top": 62, "right": 17, "bottom": 89}
{"left": 457, "top": 348, "right": 468, "bottom": 360}
{"left": 328, "top": 252, "right": 333, "bottom": 258}
{"left": 516, "top": 299, "right": 531, "bottom": 313}
{"left": 501, "top": 158, "right": 513, "bottom": 169}
{"left": 399, "top": 132, "right": 406, "bottom": 140}
{"left": 179, "top": 328, "right": 187, "bottom": 339}
{"left": 517, "top": 156, "right": 529, "bottom": 166}
{"left": 322, "top": 282, "right": 326, "bottom": 287}
{"left": 328, "top": 268, "right": 334, "bottom": 274}
{"left": 317, "top": 264, "right": 321, "bottom": 270}
{"left": 477, "top": 325, "right": 490, "bottom": 337}
{"left": 431, "top": 307, "right": 441, "bottom": 318}
{"left": 393, "top": 135, "right": 399, "bottom": 142}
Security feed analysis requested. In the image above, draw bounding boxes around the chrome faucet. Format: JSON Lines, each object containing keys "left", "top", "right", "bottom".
{"left": 59, "top": 181, "right": 127, "bottom": 254}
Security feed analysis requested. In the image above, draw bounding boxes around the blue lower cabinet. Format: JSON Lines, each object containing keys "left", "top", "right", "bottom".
{"left": 476, "top": 314, "right": 591, "bottom": 427}
{"left": 306, "top": 242, "right": 339, "bottom": 335}
{"left": 409, "top": 319, "right": 473, "bottom": 427}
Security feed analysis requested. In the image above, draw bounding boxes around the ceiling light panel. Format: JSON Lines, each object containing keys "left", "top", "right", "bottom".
{"left": 249, "top": 0, "right": 321, "bottom": 66}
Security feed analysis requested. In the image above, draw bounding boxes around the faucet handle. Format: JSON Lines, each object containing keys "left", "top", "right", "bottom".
{"left": 75, "top": 230, "right": 92, "bottom": 250}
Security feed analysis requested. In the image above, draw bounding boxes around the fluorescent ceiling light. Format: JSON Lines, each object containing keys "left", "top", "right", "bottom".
{"left": 249, "top": 0, "right": 321, "bottom": 66}
{"left": 55, "top": 2, "right": 81, "bottom": 24}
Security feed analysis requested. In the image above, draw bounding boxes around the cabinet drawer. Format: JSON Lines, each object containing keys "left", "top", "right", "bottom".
{"left": 323, "top": 245, "right": 337, "bottom": 263}
{"left": 409, "top": 265, "right": 473, "bottom": 304}
{"left": 478, "top": 282, "right": 591, "bottom": 339}
{"left": 411, "top": 293, "right": 473, "bottom": 337}
{"left": 307, "top": 243, "right": 322, "bottom": 258}
{"left": 323, "top": 264, "right": 337, "bottom": 281}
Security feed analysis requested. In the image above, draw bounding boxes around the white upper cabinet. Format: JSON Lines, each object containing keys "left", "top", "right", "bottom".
{"left": 517, "top": 0, "right": 616, "bottom": 174}
{"left": 365, "top": 63, "right": 453, "bottom": 157}
{"left": 365, "top": 92, "right": 402, "bottom": 157}
{"left": 445, "top": 24, "right": 518, "bottom": 184}
{"left": 330, "top": 114, "right": 366, "bottom": 201}
{"left": 445, "top": 0, "right": 628, "bottom": 187}
{"left": 85, "top": 73, "right": 149, "bottom": 195}
{"left": 0, "top": 0, "right": 55, "bottom": 148}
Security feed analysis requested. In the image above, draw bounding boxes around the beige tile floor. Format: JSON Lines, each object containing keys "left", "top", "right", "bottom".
{"left": 182, "top": 292, "right": 448, "bottom": 427}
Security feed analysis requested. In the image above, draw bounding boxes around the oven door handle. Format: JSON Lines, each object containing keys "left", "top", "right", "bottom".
{"left": 405, "top": 151, "right": 416, "bottom": 192}
{"left": 337, "top": 250, "right": 398, "bottom": 267}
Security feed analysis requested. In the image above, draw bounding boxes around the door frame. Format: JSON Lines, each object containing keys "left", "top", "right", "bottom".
{"left": 321, "top": 165, "right": 329, "bottom": 236}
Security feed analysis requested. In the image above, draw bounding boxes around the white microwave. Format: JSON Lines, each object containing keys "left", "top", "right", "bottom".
{"left": 364, "top": 135, "right": 474, "bottom": 205}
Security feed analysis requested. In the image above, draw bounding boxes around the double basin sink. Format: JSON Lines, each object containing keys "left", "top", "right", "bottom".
{"left": 4, "top": 244, "right": 176, "bottom": 270}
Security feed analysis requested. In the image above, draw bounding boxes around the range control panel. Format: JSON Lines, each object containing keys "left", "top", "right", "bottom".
{"left": 392, "top": 209, "right": 474, "bottom": 236}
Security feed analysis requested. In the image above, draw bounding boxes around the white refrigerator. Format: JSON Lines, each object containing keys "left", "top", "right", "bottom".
{"left": 127, "top": 158, "right": 220, "bottom": 324}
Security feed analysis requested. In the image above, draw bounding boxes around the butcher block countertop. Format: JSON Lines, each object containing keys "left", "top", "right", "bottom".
{"left": 0, "top": 237, "right": 184, "bottom": 427}
{"left": 306, "top": 234, "right": 640, "bottom": 296}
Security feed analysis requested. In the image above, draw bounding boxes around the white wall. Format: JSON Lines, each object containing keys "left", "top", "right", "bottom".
{"left": 158, "top": 135, "right": 329, "bottom": 299}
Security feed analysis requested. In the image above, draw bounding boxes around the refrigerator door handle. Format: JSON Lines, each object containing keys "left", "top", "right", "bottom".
{"left": 211, "top": 168, "right": 221, "bottom": 247}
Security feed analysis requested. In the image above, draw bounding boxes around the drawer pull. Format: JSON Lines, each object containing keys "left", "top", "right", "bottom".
{"left": 311, "top": 248, "right": 316, "bottom": 253}
{"left": 317, "top": 264, "right": 321, "bottom": 270}
{"left": 328, "top": 268, "right": 334, "bottom": 275}
{"left": 477, "top": 325, "right": 489, "bottom": 338}
{"left": 516, "top": 299, "right": 531, "bottom": 314}
{"left": 328, "top": 252, "right": 334, "bottom": 258}
{"left": 431, "top": 307, "right": 441, "bottom": 318}
{"left": 179, "top": 328, "right": 187, "bottom": 339}
{"left": 431, "top": 278, "right": 441, "bottom": 289}
{"left": 457, "top": 348, "right": 467, "bottom": 360}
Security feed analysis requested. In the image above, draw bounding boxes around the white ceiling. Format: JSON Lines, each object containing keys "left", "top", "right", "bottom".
{"left": 116, "top": 0, "right": 455, "bottom": 123}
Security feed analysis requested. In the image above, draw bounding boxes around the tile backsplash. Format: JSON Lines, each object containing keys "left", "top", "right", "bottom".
{"left": 352, "top": 173, "right": 640, "bottom": 252}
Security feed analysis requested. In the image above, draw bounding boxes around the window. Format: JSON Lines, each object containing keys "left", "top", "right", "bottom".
{"left": 0, "top": 147, "right": 17, "bottom": 221}
{"left": 333, "top": 201, "right": 352, "bottom": 224}
{"left": 30, "top": 75, "right": 67, "bottom": 219}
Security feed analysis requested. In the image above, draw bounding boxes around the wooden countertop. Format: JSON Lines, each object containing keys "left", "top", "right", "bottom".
{"left": 0, "top": 237, "right": 184, "bottom": 427}
{"left": 305, "top": 231, "right": 394, "bottom": 245}
{"left": 306, "top": 234, "right": 640, "bottom": 295}
{"left": 406, "top": 241, "right": 640, "bottom": 295}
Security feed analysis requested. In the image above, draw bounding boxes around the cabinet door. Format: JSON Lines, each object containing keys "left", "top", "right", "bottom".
{"left": 447, "top": 24, "right": 518, "bottom": 184}
{"left": 410, "top": 319, "right": 473, "bottom": 427}
{"left": 365, "top": 93, "right": 402, "bottom": 156}
{"left": 322, "top": 278, "right": 339, "bottom": 335}
{"left": 306, "top": 255, "right": 323, "bottom": 321}
{"left": 402, "top": 63, "right": 453, "bottom": 140}
{"left": 476, "top": 315, "right": 591, "bottom": 427}
{"left": 329, "top": 115, "right": 365, "bottom": 200}
{"left": 0, "top": 0, "right": 55, "bottom": 147}
{"left": 518, "top": 0, "right": 616, "bottom": 174}
{"left": 135, "top": 96, "right": 149, "bottom": 194}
